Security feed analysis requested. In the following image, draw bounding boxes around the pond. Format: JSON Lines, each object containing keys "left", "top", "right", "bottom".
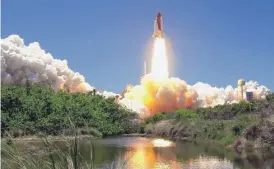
{"left": 2, "top": 136, "right": 274, "bottom": 169}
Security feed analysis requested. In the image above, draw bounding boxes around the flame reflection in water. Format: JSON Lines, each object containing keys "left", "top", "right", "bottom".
{"left": 152, "top": 139, "right": 174, "bottom": 147}
{"left": 119, "top": 138, "right": 235, "bottom": 169}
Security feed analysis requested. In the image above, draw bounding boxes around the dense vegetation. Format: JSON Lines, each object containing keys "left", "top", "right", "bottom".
{"left": 142, "top": 94, "right": 274, "bottom": 149}
{"left": 2, "top": 84, "right": 274, "bottom": 168}
{"left": 1, "top": 84, "right": 137, "bottom": 137}
{"left": 2, "top": 83, "right": 274, "bottom": 151}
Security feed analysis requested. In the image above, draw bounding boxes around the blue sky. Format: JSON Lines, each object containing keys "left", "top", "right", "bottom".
{"left": 2, "top": 0, "right": 274, "bottom": 92}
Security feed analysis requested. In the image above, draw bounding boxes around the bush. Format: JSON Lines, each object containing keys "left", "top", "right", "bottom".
{"left": 142, "top": 92, "right": 274, "bottom": 147}
{"left": 232, "top": 114, "right": 257, "bottom": 136}
{"left": 144, "top": 123, "right": 154, "bottom": 134}
{"left": 1, "top": 84, "right": 137, "bottom": 137}
{"left": 144, "top": 112, "right": 167, "bottom": 124}
{"left": 219, "top": 135, "right": 237, "bottom": 145}
{"left": 196, "top": 101, "right": 254, "bottom": 120}
{"left": 245, "top": 140, "right": 254, "bottom": 152}
{"left": 138, "top": 122, "right": 146, "bottom": 133}
{"left": 75, "top": 128, "right": 102, "bottom": 137}
{"left": 175, "top": 109, "right": 197, "bottom": 121}
{"left": 266, "top": 93, "right": 274, "bottom": 102}
{"left": 9, "top": 128, "right": 25, "bottom": 138}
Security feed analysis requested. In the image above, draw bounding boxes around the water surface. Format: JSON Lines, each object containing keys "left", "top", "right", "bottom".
{"left": 63, "top": 137, "right": 274, "bottom": 169}
{"left": 3, "top": 136, "right": 274, "bottom": 169}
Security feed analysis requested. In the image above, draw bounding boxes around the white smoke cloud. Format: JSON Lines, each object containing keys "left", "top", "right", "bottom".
{"left": 1, "top": 35, "right": 94, "bottom": 92}
{"left": 118, "top": 99, "right": 150, "bottom": 118}
{"left": 122, "top": 74, "right": 271, "bottom": 117}
{"left": 192, "top": 83, "right": 237, "bottom": 108}
{"left": 192, "top": 81, "right": 270, "bottom": 108}
{"left": 96, "top": 90, "right": 119, "bottom": 98}
{"left": 0, "top": 35, "right": 145, "bottom": 112}
{"left": 245, "top": 81, "right": 270, "bottom": 99}
{"left": 1, "top": 35, "right": 271, "bottom": 118}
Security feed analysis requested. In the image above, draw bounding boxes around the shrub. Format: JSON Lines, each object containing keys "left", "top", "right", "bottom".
{"left": 87, "top": 128, "right": 102, "bottom": 137}
{"left": 266, "top": 93, "right": 274, "bottom": 102}
{"left": 244, "top": 140, "right": 254, "bottom": 152}
{"left": 144, "top": 123, "right": 154, "bottom": 134}
{"left": 10, "top": 128, "right": 25, "bottom": 138}
{"left": 138, "top": 122, "right": 146, "bottom": 133}
{"left": 144, "top": 112, "right": 167, "bottom": 124}
{"left": 219, "top": 135, "right": 237, "bottom": 146}
{"left": 1, "top": 84, "right": 137, "bottom": 137}
{"left": 175, "top": 109, "right": 197, "bottom": 121}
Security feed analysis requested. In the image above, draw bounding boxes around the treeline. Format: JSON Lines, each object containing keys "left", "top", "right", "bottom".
{"left": 1, "top": 84, "right": 137, "bottom": 137}
{"left": 144, "top": 94, "right": 274, "bottom": 124}
{"left": 142, "top": 93, "right": 274, "bottom": 148}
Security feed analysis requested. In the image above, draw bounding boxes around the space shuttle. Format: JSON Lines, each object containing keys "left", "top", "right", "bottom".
{"left": 152, "top": 12, "right": 164, "bottom": 38}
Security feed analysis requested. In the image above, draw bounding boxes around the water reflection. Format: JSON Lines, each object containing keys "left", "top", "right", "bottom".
{"left": 124, "top": 145, "right": 156, "bottom": 169}
{"left": 4, "top": 137, "right": 274, "bottom": 169}
{"left": 113, "top": 138, "right": 178, "bottom": 169}
{"left": 124, "top": 148, "right": 235, "bottom": 169}
{"left": 152, "top": 139, "right": 174, "bottom": 147}
{"left": 96, "top": 137, "right": 238, "bottom": 169}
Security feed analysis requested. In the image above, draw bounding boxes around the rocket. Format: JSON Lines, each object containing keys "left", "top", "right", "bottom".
{"left": 152, "top": 12, "right": 164, "bottom": 38}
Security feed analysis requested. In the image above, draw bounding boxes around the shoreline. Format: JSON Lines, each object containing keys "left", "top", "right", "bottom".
{"left": 1, "top": 134, "right": 97, "bottom": 142}
{"left": 142, "top": 118, "right": 274, "bottom": 153}
{"left": 2, "top": 133, "right": 273, "bottom": 155}
{"left": 2, "top": 133, "right": 151, "bottom": 142}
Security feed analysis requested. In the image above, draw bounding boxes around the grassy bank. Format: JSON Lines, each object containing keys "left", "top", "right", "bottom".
{"left": 141, "top": 93, "right": 274, "bottom": 151}
{"left": 1, "top": 84, "right": 138, "bottom": 138}
{"left": 1, "top": 133, "right": 133, "bottom": 169}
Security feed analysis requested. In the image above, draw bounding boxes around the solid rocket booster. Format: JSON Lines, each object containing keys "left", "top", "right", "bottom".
{"left": 152, "top": 12, "right": 164, "bottom": 38}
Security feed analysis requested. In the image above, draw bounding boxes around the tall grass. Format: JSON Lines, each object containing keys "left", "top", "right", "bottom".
{"left": 1, "top": 120, "right": 132, "bottom": 169}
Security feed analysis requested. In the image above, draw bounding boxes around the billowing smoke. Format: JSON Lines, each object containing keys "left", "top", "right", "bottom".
{"left": 1, "top": 35, "right": 271, "bottom": 118}
{"left": 120, "top": 74, "right": 197, "bottom": 117}
{"left": 1, "top": 35, "right": 95, "bottom": 93}
{"left": 0, "top": 35, "right": 140, "bottom": 103}
{"left": 119, "top": 36, "right": 271, "bottom": 118}
{"left": 192, "top": 80, "right": 270, "bottom": 108}
{"left": 121, "top": 74, "right": 271, "bottom": 118}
